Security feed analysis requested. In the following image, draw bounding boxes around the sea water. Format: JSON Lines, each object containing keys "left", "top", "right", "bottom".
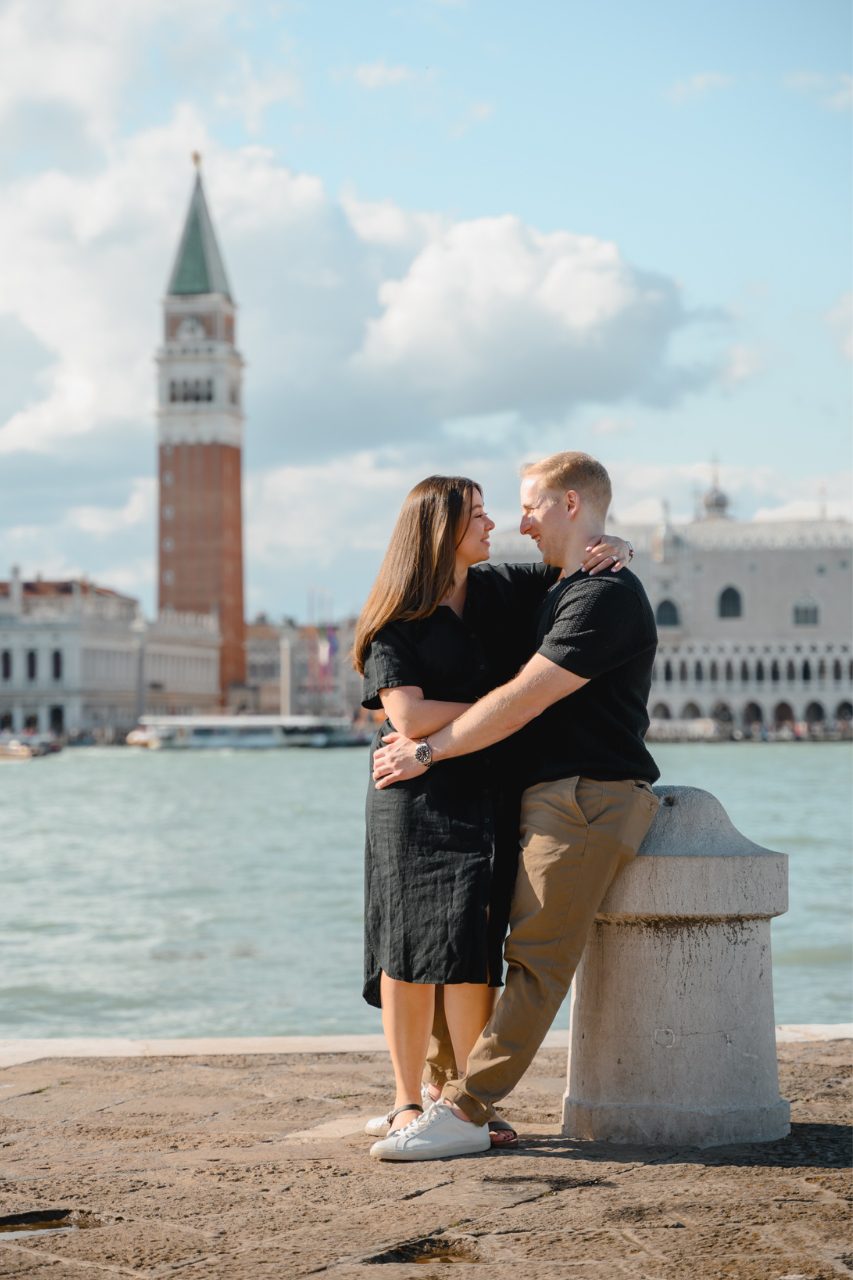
{"left": 0, "top": 743, "right": 850, "bottom": 1037}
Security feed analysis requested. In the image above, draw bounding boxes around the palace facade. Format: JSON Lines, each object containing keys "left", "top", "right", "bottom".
{"left": 0, "top": 569, "right": 219, "bottom": 737}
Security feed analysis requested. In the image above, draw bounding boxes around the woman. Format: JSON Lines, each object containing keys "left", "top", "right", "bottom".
{"left": 353, "top": 476, "right": 629, "bottom": 1145}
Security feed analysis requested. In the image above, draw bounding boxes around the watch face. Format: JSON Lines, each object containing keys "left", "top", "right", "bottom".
{"left": 415, "top": 743, "right": 431, "bottom": 766}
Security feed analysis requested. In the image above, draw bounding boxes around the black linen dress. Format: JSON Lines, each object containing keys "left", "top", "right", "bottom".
{"left": 361, "top": 563, "right": 556, "bottom": 1009}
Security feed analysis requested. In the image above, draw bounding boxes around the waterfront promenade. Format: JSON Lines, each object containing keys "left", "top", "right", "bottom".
{"left": 1, "top": 1032, "right": 850, "bottom": 1279}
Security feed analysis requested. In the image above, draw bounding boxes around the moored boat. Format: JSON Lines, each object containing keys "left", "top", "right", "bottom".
{"left": 127, "top": 715, "right": 372, "bottom": 750}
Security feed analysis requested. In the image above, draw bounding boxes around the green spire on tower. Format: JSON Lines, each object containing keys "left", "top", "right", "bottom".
{"left": 167, "top": 156, "right": 233, "bottom": 300}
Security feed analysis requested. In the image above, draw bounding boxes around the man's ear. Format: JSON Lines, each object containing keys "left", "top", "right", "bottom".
{"left": 565, "top": 489, "right": 580, "bottom": 517}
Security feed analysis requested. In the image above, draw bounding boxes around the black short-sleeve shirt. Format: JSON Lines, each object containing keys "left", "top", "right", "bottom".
{"left": 520, "top": 567, "right": 660, "bottom": 786}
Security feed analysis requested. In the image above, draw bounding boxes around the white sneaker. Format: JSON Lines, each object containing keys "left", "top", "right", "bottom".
{"left": 369, "top": 1102, "right": 490, "bottom": 1162}
{"left": 364, "top": 1083, "right": 435, "bottom": 1136}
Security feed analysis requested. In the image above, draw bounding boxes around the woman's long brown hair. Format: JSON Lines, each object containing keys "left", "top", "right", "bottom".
{"left": 352, "top": 475, "right": 480, "bottom": 674}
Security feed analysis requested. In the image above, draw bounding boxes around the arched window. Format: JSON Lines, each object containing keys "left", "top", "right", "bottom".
{"left": 818, "top": 659, "right": 827, "bottom": 681}
{"left": 793, "top": 603, "right": 819, "bottom": 626}
{"left": 681, "top": 702, "right": 702, "bottom": 719}
{"left": 679, "top": 660, "right": 688, "bottom": 683}
{"left": 774, "top": 701, "right": 795, "bottom": 727}
{"left": 805, "top": 701, "right": 825, "bottom": 724}
{"left": 205, "top": 379, "right": 213, "bottom": 402}
{"left": 719, "top": 586, "right": 742, "bottom": 618}
{"left": 169, "top": 381, "right": 177, "bottom": 402}
{"left": 1, "top": 650, "right": 10, "bottom": 681}
{"left": 192, "top": 379, "right": 202, "bottom": 402}
{"left": 652, "top": 703, "right": 672, "bottom": 720}
{"left": 836, "top": 700, "right": 853, "bottom": 723}
{"left": 656, "top": 599, "right": 680, "bottom": 627}
{"left": 664, "top": 660, "right": 673, "bottom": 684}
{"left": 710, "top": 660, "right": 719, "bottom": 682}
{"left": 771, "top": 659, "right": 780, "bottom": 682}
{"left": 755, "top": 660, "right": 765, "bottom": 683}
{"left": 181, "top": 380, "right": 189, "bottom": 401}
{"left": 834, "top": 659, "right": 843, "bottom": 681}
{"left": 52, "top": 650, "right": 62, "bottom": 681}
{"left": 26, "top": 650, "right": 37, "bottom": 680}
{"left": 725, "top": 660, "right": 734, "bottom": 683}
{"left": 786, "top": 660, "right": 796, "bottom": 681}
{"left": 802, "top": 659, "right": 812, "bottom": 682}
{"left": 740, "top": 660, "right": 749, "bottom": 682}
{"left": 694, "top": 660, "right": 703, "bottom": 682}
{"left": 743, "top": 702, "right": 763, "bottom": 727}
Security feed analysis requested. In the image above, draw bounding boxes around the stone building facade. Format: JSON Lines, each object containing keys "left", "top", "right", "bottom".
{"left": 491, "top": 486, "right": 853, "bottom": 733}
{"left": 244, "top": 617, "right": 363, "bottom": 720}
{"left": 0, "top": 569, "right": 219, "bottom": 738}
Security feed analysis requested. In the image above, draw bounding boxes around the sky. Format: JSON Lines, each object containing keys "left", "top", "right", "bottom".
{"left": 0, "top": 0, "right": 851, "bottom": 621}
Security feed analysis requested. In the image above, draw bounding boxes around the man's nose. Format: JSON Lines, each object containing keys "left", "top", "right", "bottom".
{"left": 519, "top": 513, "right": 531, "bottom": 535}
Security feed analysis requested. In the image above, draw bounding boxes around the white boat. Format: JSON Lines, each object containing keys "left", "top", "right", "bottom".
{"left": 0, "top": 738, "right": 33, "bottom": 761}
{"left": 128, "top": 715, "right": 372, "bottom": 750}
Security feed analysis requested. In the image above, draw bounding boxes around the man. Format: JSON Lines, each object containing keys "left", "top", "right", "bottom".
{"left": 369, "top": 450, "right": 661, "bottom": 1161}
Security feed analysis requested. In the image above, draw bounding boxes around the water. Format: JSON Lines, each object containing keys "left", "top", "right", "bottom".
{"left": 1, "top": 744, "right": 850, "bottom": 1037}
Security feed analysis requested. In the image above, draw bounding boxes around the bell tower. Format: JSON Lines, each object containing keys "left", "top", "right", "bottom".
{"left": 157, "top": 156, "right": 246, "bottom": 700}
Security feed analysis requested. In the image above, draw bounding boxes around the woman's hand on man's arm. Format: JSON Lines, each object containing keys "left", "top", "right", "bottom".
{"left": 380, "top": 687, "right": 473, "bottom": 739}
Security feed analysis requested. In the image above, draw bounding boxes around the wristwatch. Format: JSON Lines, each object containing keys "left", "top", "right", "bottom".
{"left": 414, "top": 740, "right": 433, "bottom": 769}
{"left": 625, "top": 540, "right": 634, "bottom": 562}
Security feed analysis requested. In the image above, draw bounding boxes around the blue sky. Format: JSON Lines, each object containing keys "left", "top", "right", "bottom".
{"left": 0, "top": 0, "right": 850, "bottom": 619}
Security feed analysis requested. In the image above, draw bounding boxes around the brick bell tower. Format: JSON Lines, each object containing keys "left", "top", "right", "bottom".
{"left": 157, "top": 155, "right": 246, "bottom": 701}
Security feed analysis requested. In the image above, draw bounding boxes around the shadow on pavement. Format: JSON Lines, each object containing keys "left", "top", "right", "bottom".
{"left": 501, "top": 1122, "right": 852, "bottom": 1170}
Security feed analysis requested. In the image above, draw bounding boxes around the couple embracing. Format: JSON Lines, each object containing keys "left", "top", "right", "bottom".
{"left": 352, "top": 451, "right": 660, "bottom": 1162}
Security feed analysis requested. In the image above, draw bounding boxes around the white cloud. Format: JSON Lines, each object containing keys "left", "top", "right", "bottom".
{"left": 609, "top": 464, "right": 853, "bottom": 527}
{"left": 753, "top": 483, "right": 853, "bottom": 522}
{"left": 827, "top": 293, "right": 853, "bottom": 361}
{"left": 354, "top": 215, "right": 710, "bottom": 417}
{"left": 353, "top": 61, "right": 428, "bottom": 89}
{"left": 341, "top": 192, "right": 445, "bottom": 250}
{"left": 216, "top": 52, "right": 301, "bottom": 134}
{"left": 246, "top": 452, "right": 417, "bottom": 564}
{"left": 785, "top": 71, "right": 853, "bottom": 112}
{"left": 0, "top": 0, "right": 233, "bottom": 146}
{"left": 1, "top": 106, "right": 714, "bottom": 464}
{"left": 69, "top": 478, "right": 156, "bottom": 536}
{"left": 722, "top": 344, "right": 763, "bottom": 386}
{"left": 826, "top": 75, "right": 853, "bottom": 111}
{"left": 451, "top": 101, "right": 495, "bottom": 136}
{"left": 667, "top": 72, "right": 732, "bottom": 103}
{"left": 590, "top": 416, "right": 635, "bottom": 437}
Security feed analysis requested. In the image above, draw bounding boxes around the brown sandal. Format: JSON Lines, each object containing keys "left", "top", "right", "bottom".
{"left": 387, "top": 1103, "right": 423, "bottom": 1129}
{"left": 488, "top": 1117, "right": 518, "bottom": 1148}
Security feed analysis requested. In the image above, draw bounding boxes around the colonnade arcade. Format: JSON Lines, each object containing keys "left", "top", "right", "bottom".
{"left": 649, "top": 640, "right": 852, "bottom": 728}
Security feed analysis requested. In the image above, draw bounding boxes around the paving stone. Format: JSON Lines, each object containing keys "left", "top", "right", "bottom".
{"left": 0, "top": 1042, "right": 848, "bottom": 1280}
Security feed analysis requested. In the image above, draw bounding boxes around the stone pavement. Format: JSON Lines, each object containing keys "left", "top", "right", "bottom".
{"left": 0, "top": 1039, "right": 850, "bottom": 1279}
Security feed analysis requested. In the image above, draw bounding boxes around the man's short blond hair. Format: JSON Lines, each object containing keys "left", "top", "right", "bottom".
{"left": 521, "top": 451, "right": 612, "bottom": 515}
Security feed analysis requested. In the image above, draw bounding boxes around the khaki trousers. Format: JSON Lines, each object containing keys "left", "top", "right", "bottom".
{"left": 443, "top": 775, "right": 660, "bottom": 1126}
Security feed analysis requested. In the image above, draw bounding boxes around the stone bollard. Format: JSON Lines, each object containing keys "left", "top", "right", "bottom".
{"left": 562, "top": 785, "right": 790, "bottom": 1148}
